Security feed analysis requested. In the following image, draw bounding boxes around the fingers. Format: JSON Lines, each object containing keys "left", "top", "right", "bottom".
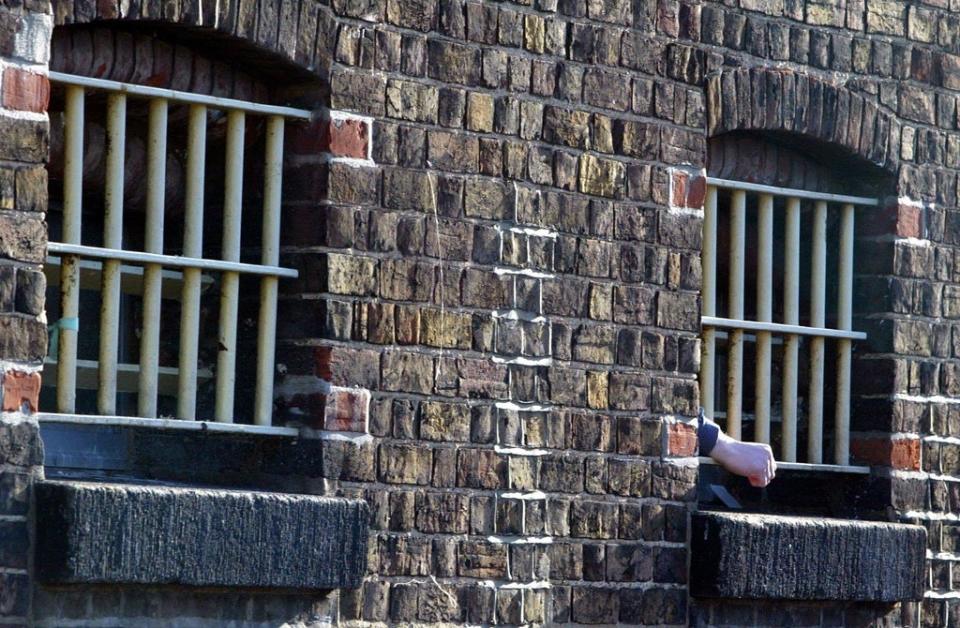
{"left": 748, "top": 445, "right": 776, "bottom": 488}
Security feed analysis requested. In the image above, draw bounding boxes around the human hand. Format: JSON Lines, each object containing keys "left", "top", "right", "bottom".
{"left": 709, "top": 434, "right": 776, "bottom": 487}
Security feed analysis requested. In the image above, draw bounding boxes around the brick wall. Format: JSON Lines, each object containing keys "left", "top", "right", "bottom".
{"left": 307, "top": 0, "right": 960, "bottom": 624}
{"left": 7, "top": 0, "right": 960, "bottom": 625}
{"left": 0, "top": 0, "right": 50, "bottom": 625}
{"left": 278, "top": 1, "right": 702, "bottom": 624}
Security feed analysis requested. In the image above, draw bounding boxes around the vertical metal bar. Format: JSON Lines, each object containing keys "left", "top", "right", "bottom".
{"left": 215, "top": 110, "right": 245, "bottom": 423}
{"left": 700, "top": 185, "right": 718, "bottom": 419}
{"left": 726, "top": 190, "right": 746, "bottom": 440}
{"left": 782, "top": 197, "right": 801, "bottom": 462}
{"left": 835, "top": 203, "right": 855, "bottom": 465}
{"left": 177, "top": 104, "right": 207, "bottom": 420}
{"left": 755, "top": 194, "right": 773, "bottom": 445}
{"left": 98, "top": 93, "right": 126, "bottom": 415}
{"left": 138, "top": 98, "right": 167, "bottom": 418}
{"left": 253, "top": 116, "right": 284, "bottom": 426}
{"left": 58, "top": 85, "right": 84, "bottom": 414}
{"left": 808, "top": 200, "right": 828, "bottom": 464}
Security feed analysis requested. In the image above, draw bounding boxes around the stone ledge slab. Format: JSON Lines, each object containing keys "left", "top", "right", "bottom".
{"left": 35, "top": 480, "right": 368, "bottom": 590}
{"left": 690, "top": 511, "right": 926, "bottom": 602}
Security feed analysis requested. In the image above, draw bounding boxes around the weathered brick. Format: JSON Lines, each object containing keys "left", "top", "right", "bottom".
{"left": 325, "top": 252, "right": 377, "bottom": 296}
{"left": 428, "top": 130, "right": 479, "bottom": 172}
{"left": 379, "top": 443, "right": 433, "bottom": 485}
{"left": 382, "top": 351, "right": 434, "bottom": 394}
{"left": 385, "top": 79, "right": 439, "bottom": 124}
{"left": 428, "top": 39, "right": 481, "bottom": 85}
{"left": 328, "top": 163, "right": 380, "bottom": 205}
{"left": 579, "top": 154, "right": 625, "bottom": 198}
{"left": 420, "top": 401, "right": 470, "bottom": 442}
{"left": 464, "top": 177, "right": 512, "bottom": 219}
{"left": 417, "top": 491, "right": 469, "bottom": 534}
{"left": 457, "top": 448, "right": 506, "bottom": 489}
{"left": 459, "top": 539, "right": 507, "bottom": 578}
{"left": 572, "top": 586, "right": 619, "bottom": 623}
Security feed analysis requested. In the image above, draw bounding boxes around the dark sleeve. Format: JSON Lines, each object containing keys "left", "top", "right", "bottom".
{"left": 697, "top": 407, "right": 720, "bottom": 457}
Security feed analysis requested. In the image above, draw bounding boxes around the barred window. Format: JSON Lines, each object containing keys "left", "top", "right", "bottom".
{"left": 700, "top": 178, "right": 877, "bottom": 467}
{"left": 42, "top": 71, "right": 306, "bottom": 429}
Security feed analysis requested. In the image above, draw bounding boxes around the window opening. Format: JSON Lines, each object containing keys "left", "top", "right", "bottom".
{"left": 701, "top": 177, "right": 877, "bottom": 467}
{"left": 43, "top": 72, "right": 308, "bottom": 427}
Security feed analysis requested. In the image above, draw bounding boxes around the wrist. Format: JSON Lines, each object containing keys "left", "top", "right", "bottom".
{"left": 709, "top": 432, "right": 735, "bottom": 465}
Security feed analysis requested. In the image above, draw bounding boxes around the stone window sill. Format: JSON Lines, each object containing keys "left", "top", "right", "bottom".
{"left": 690, "top": 511, "right": 926, "bottom": 602}
{"left": 36, "top": 479, "right": 369, "bottom": 590}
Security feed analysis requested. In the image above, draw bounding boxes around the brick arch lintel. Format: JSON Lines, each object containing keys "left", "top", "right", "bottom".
{"left": 706, "top": 67, "right": 900, "bottom": 177}
{"left": 52, "top": 0, "right": 333, "bottom": 79}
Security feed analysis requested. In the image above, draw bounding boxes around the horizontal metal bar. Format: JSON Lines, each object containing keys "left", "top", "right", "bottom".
{"left": 706, "top": 177, "right": 879, "bottom": 206}
{"left": 44, "top": 358, "right": 212, "bottom": 396}
{"left": 49, "top": 72, "right": 313, "bottom": 120}
{"left": 699, "top": 457, "right": 871, "bottom": 475}
{"left": 702, "top": 316, "right": 867, "bottom": 340}
{"left": 713, "top": 330, "right": 785, "bottom": 345}
{"left": 47, "top": 242, "right": 299, "bottom": 278}
{"left": 36, "top": 413, "right": 299, "bottom": 437}
{"left": 45, "top": 255, "right": 214, "bottom": 300}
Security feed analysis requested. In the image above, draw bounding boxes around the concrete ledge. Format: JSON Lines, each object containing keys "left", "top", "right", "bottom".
{"left": 35, "top": 480, "right": 368, "bottom": 590}
{"left": 691, "top": 512, "right": 925, "bottom": 602}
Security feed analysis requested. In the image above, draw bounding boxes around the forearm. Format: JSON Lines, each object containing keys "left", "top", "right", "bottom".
{"left": 697, "top": 409, "right": 777, "bottom": 487}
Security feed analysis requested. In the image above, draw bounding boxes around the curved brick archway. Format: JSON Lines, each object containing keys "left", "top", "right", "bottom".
{"left": 51, "top": 0, "right": 335, "bottom": 78}
{"left": 706, "top": 67, "right": 901, "bottom": 177}
{"left": 702, "top": 67, "right": 923, "bottom": 506}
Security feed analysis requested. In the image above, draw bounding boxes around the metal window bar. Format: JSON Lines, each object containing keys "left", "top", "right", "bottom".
{"left": 138, "top": 98, "right": 167, "bottom": 418}
{"left": 46, "top": 73, "right": 306, "bottom": 428}
{"left": 700, "top": 179, "right": 876, "bottom": 466}
{"left": 700, "top": 185, "right": 718, "bottom": 420}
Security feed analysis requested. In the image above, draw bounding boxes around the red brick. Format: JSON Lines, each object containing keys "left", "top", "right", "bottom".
{"left": 895, "top": 203, "right": 923, "bottom": 239}
{"left": 851, "top": 436, "right": 920, "bottom": 471}
{"left": 96, "top": 0, "right": 119, "bottom": 19}
{"left": 2, "top": 69, "right": 49, "bottom": 113}
{"left": 670, "top": 170, "right": 687, "bottom": 208}
{"left": 287, "top": 117, "right": 369, "bottom": 159}
{"left": 286, "top": 118, "right": 329, "bottom": 155}
{"left": 890, "top": 438, "right": 921, "bottom": 471}
{"left": 667, "top": 422, "right": 697, "bottom": 457}
{"left": 2, "top": 370, "right": 40, "bottom": 413}
{"left": 328, "top": 118, "right": 369, "bottom": 159}
{"left": 685, "top": 173, "right": 706, "bottom": 209}
{"left": 323, "top": 387, "right": 370, "bottom": 432}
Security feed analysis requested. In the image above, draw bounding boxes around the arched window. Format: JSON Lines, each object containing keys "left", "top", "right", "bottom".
{"left": 700, "top": 132, "right": 894, "bottom": 469}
